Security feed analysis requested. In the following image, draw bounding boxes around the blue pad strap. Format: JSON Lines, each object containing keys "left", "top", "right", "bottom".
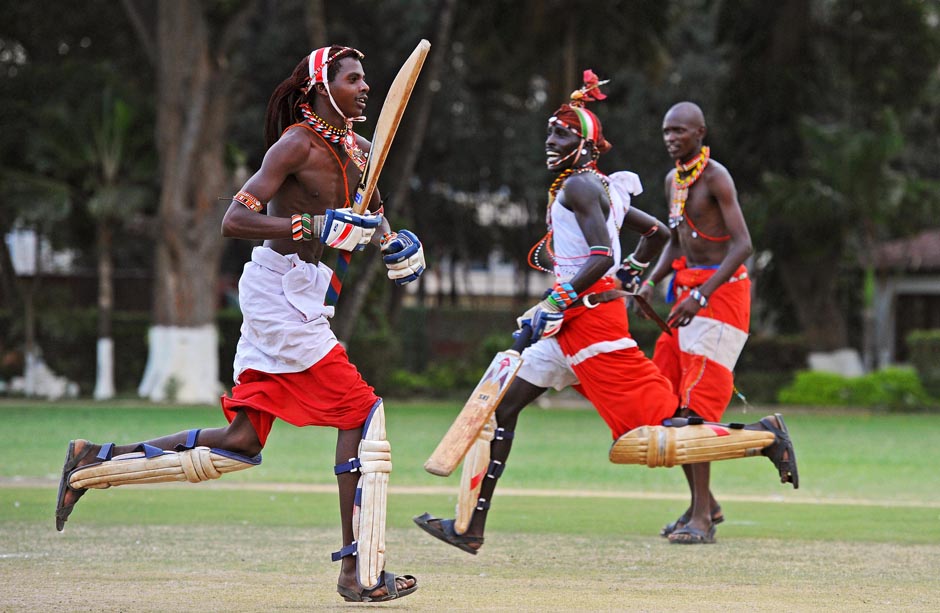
{"left": 175, "top": 429, "right": 200, "bottom": 451}
{"left": 210, "top": 449, "right": 262, "bottom": 465}
{"left": 132, "top": 443, "right": 165, "bottom": 459}
{"left": 331, "top": 541, "right": 358, "bottom": 562}
{"left": 486, "top": 460, "right": 505, "bottom": 480}
{"left": 475, "top": 498, "right": 491, "bottom": 511}
{"left": 334, "top": 458, "right": 362, "bottom": 475}
{"left": 494, "top": 428, "right": 514, "bottom": 441}
{"left": 96, "top": 443, "right": 115, "bottom": 461}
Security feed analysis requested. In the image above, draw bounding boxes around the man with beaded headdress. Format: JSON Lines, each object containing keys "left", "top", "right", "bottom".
{"left": 631, "top": 101, "right": 757, "bottom": 544}
{"left": 54, "top": 46, "right": 421, "bottom": 602}
{"left": 414, "top": 73, "right": 798, "bottom": 554}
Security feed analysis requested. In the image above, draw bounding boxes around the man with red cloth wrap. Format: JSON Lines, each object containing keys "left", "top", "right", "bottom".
{"left": 55, "top": 45, "right": 421, "bottom": 603}
{"left": 414, "top": 75, "right": 796, "bottom": 555}
{"left": 635, "top": 101, "right": 755, "bottom": 544}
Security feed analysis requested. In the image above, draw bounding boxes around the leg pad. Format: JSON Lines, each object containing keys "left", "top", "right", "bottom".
{"left": 68, "top": 447, "right": 260, "bottom": 490}
{"left": 454, "top": 414, "right": 496, "bottom": 534}
{"left": 609, "top": 423, "right": 774, "bottom": 467}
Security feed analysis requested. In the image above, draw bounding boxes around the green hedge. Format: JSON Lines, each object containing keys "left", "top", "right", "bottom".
{"left": 777, "top": 367, "right": 937, "bottom": 411}
{"left": 907, "top": 329, "right": 940, "bottom": 399}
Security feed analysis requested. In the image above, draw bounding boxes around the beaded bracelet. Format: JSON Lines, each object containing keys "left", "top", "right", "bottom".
{"left": 291, "top": 213, "right": 314, "bottom": 242}
{"left": 548, "top": 282, "right": 577, "bottom": 310}
{"left": 624, "top": 252, "right": 650, "bottom": 272}
{"left": 644, "top": 279, "right": 656, "bottom": 288}
{"left": 690, "top": 289, "right": 708, "bottom": 307}
{"left": 233, "top": 190, "right": 262, "bottom": 213}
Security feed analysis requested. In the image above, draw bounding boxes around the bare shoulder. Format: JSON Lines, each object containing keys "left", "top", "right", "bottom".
{"left": 265, "top": 126, "right": 316, "bottom": 170}
{"left": 704, "top": 158, "right": 734, "bottom": 184}
{"left": 562, "top": 171, "right": 607, "bottom": 211}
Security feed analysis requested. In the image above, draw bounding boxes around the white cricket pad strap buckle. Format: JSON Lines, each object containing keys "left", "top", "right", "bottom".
{"left": 332, "top": 400, "right": 392, "bottom": 590}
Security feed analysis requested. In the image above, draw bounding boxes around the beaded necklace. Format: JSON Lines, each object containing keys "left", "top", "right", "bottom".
{"left": 668, "top": 146, "right": 710, "bottom": 229}
{"left": 528, "top": 164, "right": 611, "bottom": 273}
{"left": 299, "top": 103, "right": 368, "bottom": 171}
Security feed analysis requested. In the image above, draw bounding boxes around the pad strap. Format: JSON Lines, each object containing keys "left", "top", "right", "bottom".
{"left": 331, "top": 542, "right": 358, "bottom": 562}
{"left": 494, "top": 428, "right": 514, "bottom": 441}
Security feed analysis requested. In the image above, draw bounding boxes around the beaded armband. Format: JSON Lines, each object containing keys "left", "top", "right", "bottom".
{"left": 291, "top": 213, "right": 314, "bottom": 242}
{"left": 643, "top": 279, "right": 656, "bottom": 288}
{"left": 690, "top": 289, "right": 708, "bottom": 308}
{"left": 233, "top": 190, "right": 263, "bottom": 213}
{"left": 589, "top": 245, "right": 613, "bottom": 258}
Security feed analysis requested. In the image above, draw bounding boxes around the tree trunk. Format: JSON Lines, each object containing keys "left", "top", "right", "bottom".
{"left": 133, "top": 0, "right": 256, "bottom": 403}
{"left": 777, "top": 258, "right": 849, "bottom": 352}
{"left": 94, "top": 220, "right": 115, "bottom": 399}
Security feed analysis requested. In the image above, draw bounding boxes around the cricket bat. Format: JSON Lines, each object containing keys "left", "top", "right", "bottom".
{"left": 424, "top": 325, "right": 532, "bottom": 477}
{"left": 352, "top": 39, "right": 431, "bottom": 214}
{"left": 326, "top": 39, "right": 431, "bottom": 306}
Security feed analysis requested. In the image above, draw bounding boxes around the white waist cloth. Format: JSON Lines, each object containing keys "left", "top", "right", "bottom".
{"left": 233, "top": 247, "right": 338, "bottom": 383}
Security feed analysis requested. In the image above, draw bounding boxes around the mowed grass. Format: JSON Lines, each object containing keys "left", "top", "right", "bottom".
{"left": 2, "top": 400, "right": 940, "bottom": 611}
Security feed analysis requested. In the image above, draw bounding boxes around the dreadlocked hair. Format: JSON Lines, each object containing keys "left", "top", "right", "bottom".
{"left": 263, "top": 46, "right": 360, "bottom": 149}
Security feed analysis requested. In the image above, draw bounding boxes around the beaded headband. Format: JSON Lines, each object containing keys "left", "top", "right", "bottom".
{"left": 302, "top": 46, "right": 365, "bottom": 94}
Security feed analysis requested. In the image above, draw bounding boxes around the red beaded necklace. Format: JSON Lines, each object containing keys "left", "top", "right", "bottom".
{"left": 299, "top": 103, "right": 367, "bottom": 171}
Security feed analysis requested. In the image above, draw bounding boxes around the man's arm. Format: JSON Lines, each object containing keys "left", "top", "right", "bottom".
{"left": 694, "top": 165, "right": 752, "bottom": 298}
{"left": 221, "top": 131, "right": 311, "bottom": 239}
{"left": 561, "top": 174, "right": 615, "bottom": 295}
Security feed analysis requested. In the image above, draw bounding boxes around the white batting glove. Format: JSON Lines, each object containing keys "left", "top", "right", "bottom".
{"left": 320, "top": 208, "right": 382, "bottom": 251}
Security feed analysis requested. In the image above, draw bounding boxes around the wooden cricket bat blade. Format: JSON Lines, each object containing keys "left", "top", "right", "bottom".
{"left": 352, "top": 39, "right": 431, "bottom": 213}
{"left": 424, "top": 350, "right": 524, "bottom": 477}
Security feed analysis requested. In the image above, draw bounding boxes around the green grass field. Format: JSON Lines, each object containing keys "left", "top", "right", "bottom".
{"left": 2, "top": 400, "right": 939, "bottom": 611}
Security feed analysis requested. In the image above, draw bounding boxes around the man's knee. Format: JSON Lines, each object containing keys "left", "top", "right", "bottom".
{"left": 217, "top": 417, "right": 263, "bottom": 456}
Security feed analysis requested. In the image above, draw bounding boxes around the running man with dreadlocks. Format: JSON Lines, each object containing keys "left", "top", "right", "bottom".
{"left": 55, "top": 46, "right": 422, "bottom": 602}
{"left": 414, "top": 74, "right": 797, "bottom": 553}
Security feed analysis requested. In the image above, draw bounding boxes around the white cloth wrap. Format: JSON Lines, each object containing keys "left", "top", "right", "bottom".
{"left": 550, "top": 170, "right": 641, "bottom": 283}
{"left": 233, "top": 247, "right": 339, "bottom": 383}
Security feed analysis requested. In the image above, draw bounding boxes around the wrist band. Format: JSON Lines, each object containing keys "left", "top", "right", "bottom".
{"left": 291, "top": 213, "right": 313, "bottom": 242}
{"left": 233, "top": 190, "right": 262, "bottom": 213}
{"left": 690, "top": 289, "right": 708, "bottom": 307}
{"left": 625, "top": 253, "right": 650, "bottom": 272}
{"left": 549, "top": 282, "right": 577, "bottom": 309}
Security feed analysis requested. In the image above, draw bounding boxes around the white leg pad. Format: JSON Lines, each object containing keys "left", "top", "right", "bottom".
{"left": 353, "top": 400, "right": 391, "bottom": 590}
{"left": 609, "top": 423, "right": 774, "bottom": 467}
{"left": 454, "top": 414, "right": 496, "bottom": 535}
{"left": 68, "top": 447, "right": 260, "bottom": 490}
